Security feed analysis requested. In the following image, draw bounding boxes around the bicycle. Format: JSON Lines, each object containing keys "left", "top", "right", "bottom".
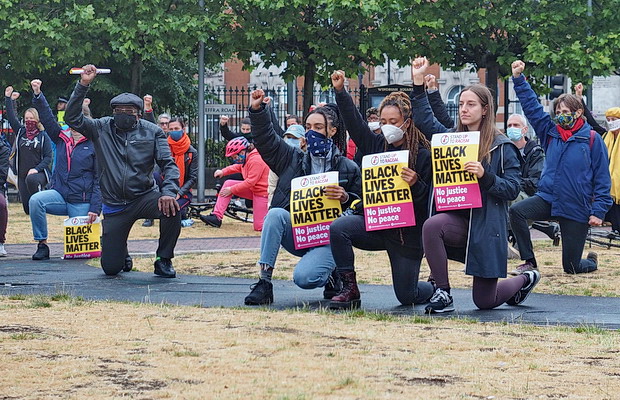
{"left": 187, "top": 183, "right": 254, "bottom": 224}
{"left": 586, "top": 228, "right": 620, "bottom": 249}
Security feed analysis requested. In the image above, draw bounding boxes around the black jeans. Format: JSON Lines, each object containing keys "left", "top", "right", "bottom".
{"left": 605, "top": 203, "right": 620, "bottom": 232}
{"left": 509, "top": 195, "right": 596, "bottom": 274}
{"left": 101, "top": 190, "right": 181, "bottom": 275}
{"left": 329, "top": 214, "right": 434, "bottom": 305}
{"left": 18, "top": 172, "right": 48, "bottom": 214}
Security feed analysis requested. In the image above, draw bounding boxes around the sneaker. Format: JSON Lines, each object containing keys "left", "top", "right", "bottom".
{"left": 154, "top": 258, "right": 176, "bottom": 278}
{"left": 32, "top": 242, "right": 50, "bottom": 260}
{"left": 506, "top": 270, "right": 541, "bottom": 306}
{"left": 323, "top": 270, "right": 342, "bottom": 299}
{"left": 425, "top": 288, "right": 454, "bottom": 313}
{"left": 509, "top": 261, "right": 536, "bottom": 276}
{"left": 181, "top": 218, "right": 194, "bottom": 228}
{"left": 200, "top": 213, "right": 222, "bottom": 228}
{"left": 123, "top": 255, "right": 133, "bottom": 272}
{"left": 0, "top": 243, "right": 6, "bottom": 257}
{"left": 244, "top": 279, "right": 273, "bottom": 305}
{"left": 142, "top": 219, "right": 154, "bottom": 227}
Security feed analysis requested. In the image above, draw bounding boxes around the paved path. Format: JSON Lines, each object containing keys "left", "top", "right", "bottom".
{"left": 2, "top": 258, "right": 619, "bottom": 329}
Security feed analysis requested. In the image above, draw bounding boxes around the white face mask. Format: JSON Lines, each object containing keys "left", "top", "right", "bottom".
{"left": 368, "top": 121, "right": 381, "bottom": 131}
{"left": 607, "top": 119, "right": 620, "bottom": 132}
{"left": 380, "top": 120, "right": 407, "bottom": 144}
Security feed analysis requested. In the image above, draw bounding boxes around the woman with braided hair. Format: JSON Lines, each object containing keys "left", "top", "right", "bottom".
{"left": 242, "top": 89, "right": 362, "bottom": 306}
{"left": 328, "top": 70, "right": 434, "bottom": 309}
{"left": 409, "top": 57, "right": 540, "bottom": 313}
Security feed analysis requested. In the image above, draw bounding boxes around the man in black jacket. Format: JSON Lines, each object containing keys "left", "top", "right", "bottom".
{"left": 65, "top": 65, "right": 181, "bottom": 278}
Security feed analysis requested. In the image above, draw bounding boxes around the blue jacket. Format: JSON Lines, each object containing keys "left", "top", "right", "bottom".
{"left": 411, "top": 92, "right": 522, "bottom": 278}
{"left": 512, "top": 75, "right": 612, "bottom": 223}
{"left": 33, "top": 92, "right": 101, "bottom": 214}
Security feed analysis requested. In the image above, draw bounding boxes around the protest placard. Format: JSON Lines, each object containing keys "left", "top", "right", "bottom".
{"left": 63, "top": 216, "right": 102, "bottom": 259}
{"left": 431, "top": 131, "right": 482, "bottom": 211}
{"left": 290, "top": 171, "right": 341, "bottom": 250}
{"left": 361, "top": 150, "right": 415, "bottom": 231}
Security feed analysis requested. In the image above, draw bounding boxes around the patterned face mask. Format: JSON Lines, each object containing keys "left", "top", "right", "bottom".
{"left": 306, "top": 129, "right": 333, "bottom": 157}
{"left": 554, "top": 112, "right": 577, "bottom": 129}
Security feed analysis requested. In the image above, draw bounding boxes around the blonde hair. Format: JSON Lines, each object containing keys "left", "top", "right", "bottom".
{"left": 456, "top": 85, "right": 499, "bottom": 164}
{"left": 24, "top": 108, "right": 44, "bottom": 131}
{"left": 378, "top": 91, "right": 430, "bottom": 168}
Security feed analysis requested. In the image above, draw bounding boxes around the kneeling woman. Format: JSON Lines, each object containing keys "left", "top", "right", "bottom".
{"left": 328, "top": 70, "right": 434, "bottom": 309}
{"left": 410, "top": 57, "right": 540, "bottom": 313}
{"left": 244, "top": 89, "right": 361, "bottom": 305}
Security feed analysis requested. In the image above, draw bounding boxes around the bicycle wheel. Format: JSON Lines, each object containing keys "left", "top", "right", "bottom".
{"left": 225, "top": 204, "right": 253, "bottom": 223}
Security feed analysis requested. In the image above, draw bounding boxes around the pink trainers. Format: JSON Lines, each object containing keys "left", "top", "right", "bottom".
{"left": 509, "top": 261, "right": 536, "bottom": 276}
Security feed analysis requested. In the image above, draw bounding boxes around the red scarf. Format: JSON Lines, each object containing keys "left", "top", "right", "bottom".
{"left": 167, "top": 133, "right": 191, "bottom": 187}
{"left": 25, "top": 120, "right": 39, "bottom": 141}
{"left": 556, "top": 118, "right": 585, "bottom": 142}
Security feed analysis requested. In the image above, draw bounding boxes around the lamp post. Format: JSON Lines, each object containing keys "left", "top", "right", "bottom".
{"left": 197, "top": 0, "right": 206, "bottom": 202}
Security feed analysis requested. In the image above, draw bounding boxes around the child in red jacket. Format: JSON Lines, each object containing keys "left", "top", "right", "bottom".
{"left": 201, "top": 137, "right": 269, "bottom": 231}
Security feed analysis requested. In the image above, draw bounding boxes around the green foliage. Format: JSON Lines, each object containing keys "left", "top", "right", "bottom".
{"left": 205, "top": 139, "right": 228, "bottom": 168}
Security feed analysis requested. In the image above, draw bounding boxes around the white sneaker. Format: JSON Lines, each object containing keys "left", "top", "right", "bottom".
{"left": 0, "top": 243, "right": 7, "bottom": 257}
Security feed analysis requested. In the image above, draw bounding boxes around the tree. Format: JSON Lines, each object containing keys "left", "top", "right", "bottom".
{"left": 222, "top": 0, "right": 417, "bottom": 115}
{"left": 399, "top": 0, "right": 620, "bottom": 102}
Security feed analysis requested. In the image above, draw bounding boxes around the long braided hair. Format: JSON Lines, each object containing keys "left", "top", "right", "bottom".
{"left": 378, "top": 92, "right": 431, "bottom": 168}
{"left": 305, "top": 105, "right": 347, "bottom": 154}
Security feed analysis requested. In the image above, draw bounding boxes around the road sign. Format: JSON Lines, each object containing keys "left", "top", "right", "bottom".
{"left": 205, "top": 104, "right": 236, "bottom": 115}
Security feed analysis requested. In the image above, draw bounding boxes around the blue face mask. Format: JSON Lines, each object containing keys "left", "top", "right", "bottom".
{"left": 284, "top": 137, "right": 301, "bottom": 148}
{"left": 506, "top": 127, "right": 523, "bottom": 141}
{"left": 169, "top": 130, "right": 184, "bottom": 141}
{"left": 232, "top": 153, "right": 246, "bottom": 164}
{"left": 306, "top": 129, "right": 332, "bottom": 157}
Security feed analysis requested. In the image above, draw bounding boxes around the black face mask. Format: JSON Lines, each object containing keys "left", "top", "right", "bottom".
{"left": 113, "top": 113, "right": 138, "bottom": 131}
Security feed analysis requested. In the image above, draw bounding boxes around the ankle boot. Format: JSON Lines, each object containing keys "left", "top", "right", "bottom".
{"left": 329, "top": 270, "right": 361, "bottom": 310}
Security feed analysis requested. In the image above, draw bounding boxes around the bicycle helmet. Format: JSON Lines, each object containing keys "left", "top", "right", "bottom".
{"left": 225, "top": 137, "right": 249, "bottom": 157}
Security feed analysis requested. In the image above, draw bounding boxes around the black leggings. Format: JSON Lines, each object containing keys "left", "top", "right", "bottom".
{"left": 330, "top": 214, "right": 434, "bottom": 305}
{"left": 18, "top": 172, "right": 48, "bottom": 214}
{"left": 422, "top": 212, "right": 527, "bottom": 309}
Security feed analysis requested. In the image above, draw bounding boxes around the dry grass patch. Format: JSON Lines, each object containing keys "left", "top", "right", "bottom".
{"left": 5, "top": 201, "right": 260, "bottom": 244}
{"left": 0, "top": 296, "right": 618, "bottom": 399}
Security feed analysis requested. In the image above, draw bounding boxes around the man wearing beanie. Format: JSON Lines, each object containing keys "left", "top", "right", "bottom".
{"left": 603, "top": 107, "right": 620, "bottom": 234}
{"left": 65, "top": 64, "right": 181, "bottom": 278}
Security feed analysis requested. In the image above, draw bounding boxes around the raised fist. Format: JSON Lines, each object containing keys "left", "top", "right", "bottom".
{"left": 331, "top": 70, "right": 346, "bottom": 91}
{"left": 250, "top": 89, "right": 265, "bottom": 111}
{"left": 80, "top": 64, "right": 97, "bottom": 86}
{"left": 30, "top": 79, "right": 42, "bottom": 95}
{"left": 11, "top": 91, "right": 20, "bottom": 101}
{"left": 511, "top": 60, "right": 525, "bottom": 78}
{"left": 411, "top": 57, "right": 429, "bottom": 85}
{"left": 424, "top": 74, "right": 437, "bottom": 91}
{"left": 574, "top": 82, "right": 583, "bottom": 98}
{"left": 143, "top": 94, "right": 153, "bottom": 110}
{"left": 263, "top": 96, "right": 272, "bottom": 106}
{"left": 219, "top": 115, "right": 229, "bottom": 126}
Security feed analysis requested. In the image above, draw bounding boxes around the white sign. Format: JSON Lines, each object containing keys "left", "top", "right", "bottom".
{"left": 205, "top": 104, "right": 236, "bottom": 115}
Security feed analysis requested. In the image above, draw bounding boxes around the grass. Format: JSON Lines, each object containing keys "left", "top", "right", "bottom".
{"left": 0, "top": 296, "right": 618, "bottom": 399}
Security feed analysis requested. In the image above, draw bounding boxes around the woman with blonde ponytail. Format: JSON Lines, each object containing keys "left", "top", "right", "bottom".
{"left": 329, "top": 70, "right": 434, "bottom": 309}
{"left": 409, "top": 57, "right": 539, "bottom": 313}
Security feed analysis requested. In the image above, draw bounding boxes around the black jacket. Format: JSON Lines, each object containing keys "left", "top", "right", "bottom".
{"left": 520, "top": 138, "right": 545, "bottom": 197}
{"left": 336, "top": 88, "right": 432, "bottom": 256}
{"left": 65, "top": 82, "right": 180, "bottom": 206}
{"left": 249, "top": 104, "right": 361, "bottom": 211}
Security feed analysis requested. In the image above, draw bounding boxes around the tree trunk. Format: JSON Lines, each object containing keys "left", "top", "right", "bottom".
{"left": 130, "top": 53, "right": 143, "bottom": 95}
{"left": 484, "top": 57, "right": 500, "bottom": 113}
{"left": 302, "top": 60, "right": 316, "bottom": 120}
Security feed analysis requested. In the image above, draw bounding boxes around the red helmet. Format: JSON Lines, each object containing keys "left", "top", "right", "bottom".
{"left": 225, "top": 137, "right": 249, "bottom": 157}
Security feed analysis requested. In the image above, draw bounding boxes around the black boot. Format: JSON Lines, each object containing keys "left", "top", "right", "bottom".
{"left": 329, "top": 271, "right": 361, "bottom": 310}
{"left": 323, "top": 270, "right": 342, "bottom": 299}
{"left": 244, "top": 279, "right": 274, "bottom": 305}
{"left": 32, "top": 242, "right": 50, "bottom": 261}
{"left": 154, "top": 258, "right": 176, "bottom": 278}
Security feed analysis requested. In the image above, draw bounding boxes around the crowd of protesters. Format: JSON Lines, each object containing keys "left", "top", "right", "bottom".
{"left": 1, "top": 58, "right": 617, "bottom": 315}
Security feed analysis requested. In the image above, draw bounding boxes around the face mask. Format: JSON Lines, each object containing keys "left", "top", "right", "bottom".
{"left": 169, "top": 130, "right": 184, "bottom": 141}
{"left": 380, "top": 120, "right": 407, "bottom": 144}
{"left": 232, "top": 153, "right": 246, "bottom": 164}
{"left": 114, "top": 113, "right": 138, "bottom": 131}
{"left": 607, "top": 119, "right": 620, "bottom": 132}
{"left": 368, "top": 121, "right": 381, "bottom": 131}
{"left": 284, "top": 137, "right": 301, "bottom": 148}
{"left": 306, "top": 129, "right": 333, "bottom": 157}
{"left": 506, "top": 127, "right": 524, "bottom": 141}
{"left": 554, "top": 112, "right": 577, "bottom": 129}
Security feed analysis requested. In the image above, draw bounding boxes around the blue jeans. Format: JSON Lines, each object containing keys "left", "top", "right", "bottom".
{"left": 258, "top": 207, "right": 335, "bottom": 289}
{"left": 29, "top": 189, "right": 90, "bottom": 241}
